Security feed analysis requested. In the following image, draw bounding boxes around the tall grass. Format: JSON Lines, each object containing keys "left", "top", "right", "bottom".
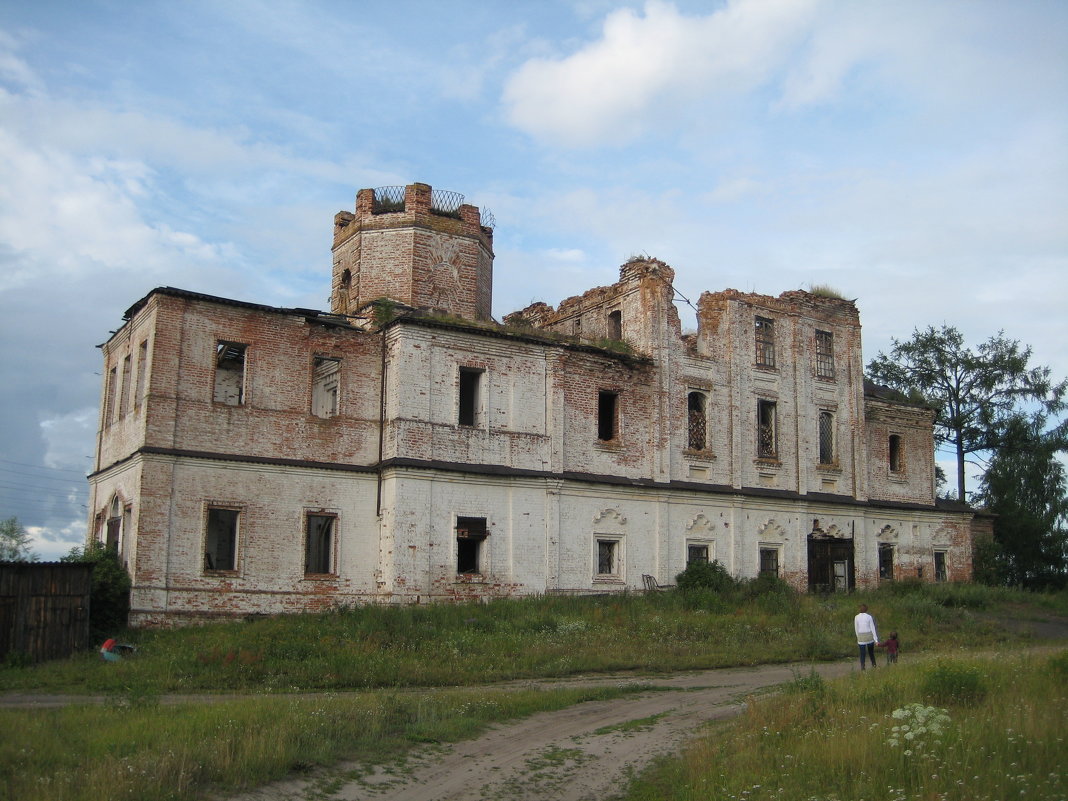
{"left": 0, "top": 684, "right": 636, "bottom": 801}
{"left": 623, "top": 649, "right": 1068, "bottom": 801}
{"left": 5, "top": 583, "right": 1060, "bottom": 695}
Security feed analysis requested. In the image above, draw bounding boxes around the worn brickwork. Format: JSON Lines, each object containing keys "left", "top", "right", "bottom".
{"left": 87, "top": 182, "right": 977, "bottom": 625}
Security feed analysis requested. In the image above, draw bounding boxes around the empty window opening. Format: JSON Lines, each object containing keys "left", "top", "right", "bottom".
{"left": 134, "top": 340, "right": 148, "bottom": 411}
{"left": 204, "top": 507, "right": 239, "bottom": 571}
{"left": 338, "top": 269, "right": 352, "bottom": 315}
{"left": 597, "top": 539, "right": 619, "bottom": 575}
{"left": 888, "top": 435, "right": 903, "bottom": 472}
{"left": 305, "top": 514, "right": 335, "bottom": 574}
{"left": 458, "top": 367, "right": 483, "bottom": 426}
{"left": 105, "top": 496, "right": 121, "bottom": 550}
{"left": 759, "top": 547, "right": 780, "bottom": 577}
{"left": 312, "top": 357, "right": 340, "bottom": 418}
{"left": 754, "top": 316, "right": 776, "bottom": 368}
{"left": 105, "top": 367, "right": 118, "bottom": 425}
{"left": 687, "top": 543, "right": 710, "bottom": 565}
{"left": 815, "top": 330, "right": 835, "bottom": 378}
{"left": 456, "top": 516, "right": 487, "bottom": 574}
{"left": 597, "top": 390, "right": 619, "bottom": 441}
{"left": 934, "top": 551, "right": 947, "bottom": 582}
{"left": 757, "top": 399, "right": 777, "bottom": 458}
{"left": 878, "top": 543, "right": 895, "bottom": 580}
{"left": 818, "top": 411, "right": 835, "bottom": 465}
{"left": 214, "top": 342, "right": 247, "bottom": 405}
{"left": 607, "top": 310, "right": 622, "bottom": 341}
{"left": 119, "top": 355, "right": 132, "bottom": 417}
{"left": 687, "top": 391, "right": 707, "bottom": 450}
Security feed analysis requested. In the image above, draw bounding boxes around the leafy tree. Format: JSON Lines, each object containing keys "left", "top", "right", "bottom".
{"left": 974, "top": 414, "right": 1068, "bottom": 589}
{"left": 62, "top": 540, "right": 131, "bottom": 638}
{"left": 675, "top": 559, "right": 737, "bottom": 592}
{"left": 0, "top": 517, "right": 38, "bottom": 562}
{"left": 867, "top": 325, "right": 1066, "bottom": 501}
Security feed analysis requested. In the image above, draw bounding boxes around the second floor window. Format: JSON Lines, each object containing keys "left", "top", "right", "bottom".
{"left": 818, "top": 411, "right": 835, "bottom": 465}
{"left": 687, "top": 391, "right": 707, "bottom": 450}
{"left": 757, "top": 399, "right": 777, "bottom": 459}
{"left": 598, "top": 390, "right": 619, "bottom": 441}
{"left": 458, "top": 367, "right": 483, "bottom": 426}
{"left": 755, "top": 316, "right": 776, "bottom": 368}
{"left": 312, "top": 357, "right": 340, "bottom": 418}
{"left": 815, "top": 330, "right": 835, "bottom": 378}
{"left": 214, "top": 342, "right": 247, "bottom": 405}
{"left": 889, "top": 434, "right": 903, "bottom": 473}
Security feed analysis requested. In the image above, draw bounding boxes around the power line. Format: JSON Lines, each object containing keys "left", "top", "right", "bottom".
{"left": 0, "top": 457, "right": 88, "bottom": 476}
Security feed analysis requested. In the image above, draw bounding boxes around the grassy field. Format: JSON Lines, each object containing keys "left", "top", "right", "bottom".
{"left": 1, "top": 581, "right": 1066, "bottom": 801}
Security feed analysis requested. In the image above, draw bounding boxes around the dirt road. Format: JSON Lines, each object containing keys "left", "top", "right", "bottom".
{"left": 223, "top": 660, "right": 856, "bottom": 801}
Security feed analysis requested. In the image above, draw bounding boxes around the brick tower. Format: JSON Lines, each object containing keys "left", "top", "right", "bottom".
{"left": 330, "top": 182, "right": 494, "bottom": 321}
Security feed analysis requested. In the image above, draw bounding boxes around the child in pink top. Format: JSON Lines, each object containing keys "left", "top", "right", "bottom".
{"left": 879, "top": 632, "right": 900, "bottom": 664}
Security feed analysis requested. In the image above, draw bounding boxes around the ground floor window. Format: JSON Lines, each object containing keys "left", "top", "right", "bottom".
{"left": 596, "top": 537, "right": 622, "bottom": 577}
{"left": 878, "top": 543, "right": 895, "bottom": 580}
{"left": 934, "top": 550, "right": 948, "bottom": 582}
{"left": 456, "top": 517, "right": 487, "bottom": 574}
{"left": 305, "top": 513, "right": 336, "bottom": 575}
{"left": 687, "top": 542, "right": 710, "bottom": 565}
{"left": 204, "top": 507, "right": 239, "bottom": 572}
{"left": 759, "top": 546, "right": 780, "bottom": 578}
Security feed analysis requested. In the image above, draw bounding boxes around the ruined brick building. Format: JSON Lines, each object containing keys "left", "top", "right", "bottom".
{"left": 88, "top": 182, "right": 975, "bottom": 625}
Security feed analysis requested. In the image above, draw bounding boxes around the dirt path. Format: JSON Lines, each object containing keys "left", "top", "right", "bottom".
{"left": 221, "top": 660, "right": 857, "bottom": 801}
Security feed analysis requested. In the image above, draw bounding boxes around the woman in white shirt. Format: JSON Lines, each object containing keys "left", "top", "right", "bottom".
{"left": 854, "top": 603, "right": 879, "bottom": 670}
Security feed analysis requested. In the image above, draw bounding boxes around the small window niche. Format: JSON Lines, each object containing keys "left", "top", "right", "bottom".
{"left": 204, "top": 507, "right": 239, "bottom": 572}
{"left": 214, "top": 342, "right": 247, "bottom": 405}
{"left": 456, "top": 516, "right": 487, "bottom": 575}
{"left": 458, "top": 367, "right": 484, "bottom": 427}
{"left": 312, "top": 357, "right": 340, "bottom": 418}
{"left": 305, "top": 513, "right": 336, "bottom": 575}
{"left": 597, "top": 390, "right": 619, "bottom": 442}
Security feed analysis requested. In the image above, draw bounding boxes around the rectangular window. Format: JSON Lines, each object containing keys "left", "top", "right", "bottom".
{"left": 214, "top": 342, "right": 247, "bottom": 405}
{"left": 607, "top": 309, "right": 622, "bottom": 340}
{"left": 312, "top": 357, "right": 340, "bottom": 418}
{"left": 815, "top": 330, "right": 835, "bottom": 379}
{"left": 204, "top": 507, "right": 239, "bottom": 571}
{"left": 934, "top": 551, "right": 947, "bottom": 582}
{"left": 596, "top": 538, "right": 618, "bottom": 575}
{"left": 757, "top": 399, "right": 777, "bottom": 459}
{"left": 879, "top": 543, "right": 895, "bottom": 580}
{"left": 759, "top": 547, "right": 780, "bottom": 577}
{"left": 889, "top": 434, "right": 903, "bottom": 473}
{"left": 119, "top": 355, "right": 132, "bottom": 417}
{"left": 598, "top": 390, "right": 619, "bottom": 442}
{"left": 305, "top": 514, "right": 335, "bottom": 575}
{"left": 818, "top": 410, "right": 835, "bottom": 465}
{"left": 134, "top": 340, "right": 148, "bottom": 412}
{"left": 458, "top": 367, "right": 483, "bottom": 427}
{"left": 105, "top": 367, "right": 118, "bottom": 425}
{"left": 687, "top": 543, "right": 710, "bottom": 565}
{"left": 754, "top": 316, "right": 776, "bottom": 368}
{"left": 687, "top": 391, "right": 707, "bottom": 450}
{"left": 456, "top": 516, "right": 487, "bottom": 574}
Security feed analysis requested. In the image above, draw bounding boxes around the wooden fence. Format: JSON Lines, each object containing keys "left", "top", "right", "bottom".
{"left": 0, "top": 562, "right": 92, "bottom": 663}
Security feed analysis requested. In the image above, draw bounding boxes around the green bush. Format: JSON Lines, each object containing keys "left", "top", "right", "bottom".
{"left": 1049, "top": 650, "right": 1068, "bottom": 681}
{"left": 675, "top": 560, "right": 736, "bottom": 593}
{"left": 921, "top": 660, "right": 987, "bottom": 706}
{"left": 62, "top": 541, "right": 131, "bottom": 641}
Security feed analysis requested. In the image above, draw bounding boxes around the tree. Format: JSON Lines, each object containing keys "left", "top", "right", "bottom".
{"left": 974, "top": 414, "right": 1068, "bottom": 589}
{"left": 0, "top": 517, "right": 38, "bottom": 562}
{"left": 867, "top": 325, "right": 1066, "bottom": 501}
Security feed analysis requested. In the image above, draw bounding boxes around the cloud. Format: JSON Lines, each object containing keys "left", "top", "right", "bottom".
{"left": 503, "top": 0, "right": 819, "bottom": 147}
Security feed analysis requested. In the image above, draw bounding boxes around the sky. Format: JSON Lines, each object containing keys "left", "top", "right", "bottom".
{"left": 1, "top": 0, "right": 1066, "bottom": 560}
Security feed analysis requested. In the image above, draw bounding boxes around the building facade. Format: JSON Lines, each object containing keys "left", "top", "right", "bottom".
{"left": 88, "top": 183, "right": 974, "bottom": 626}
